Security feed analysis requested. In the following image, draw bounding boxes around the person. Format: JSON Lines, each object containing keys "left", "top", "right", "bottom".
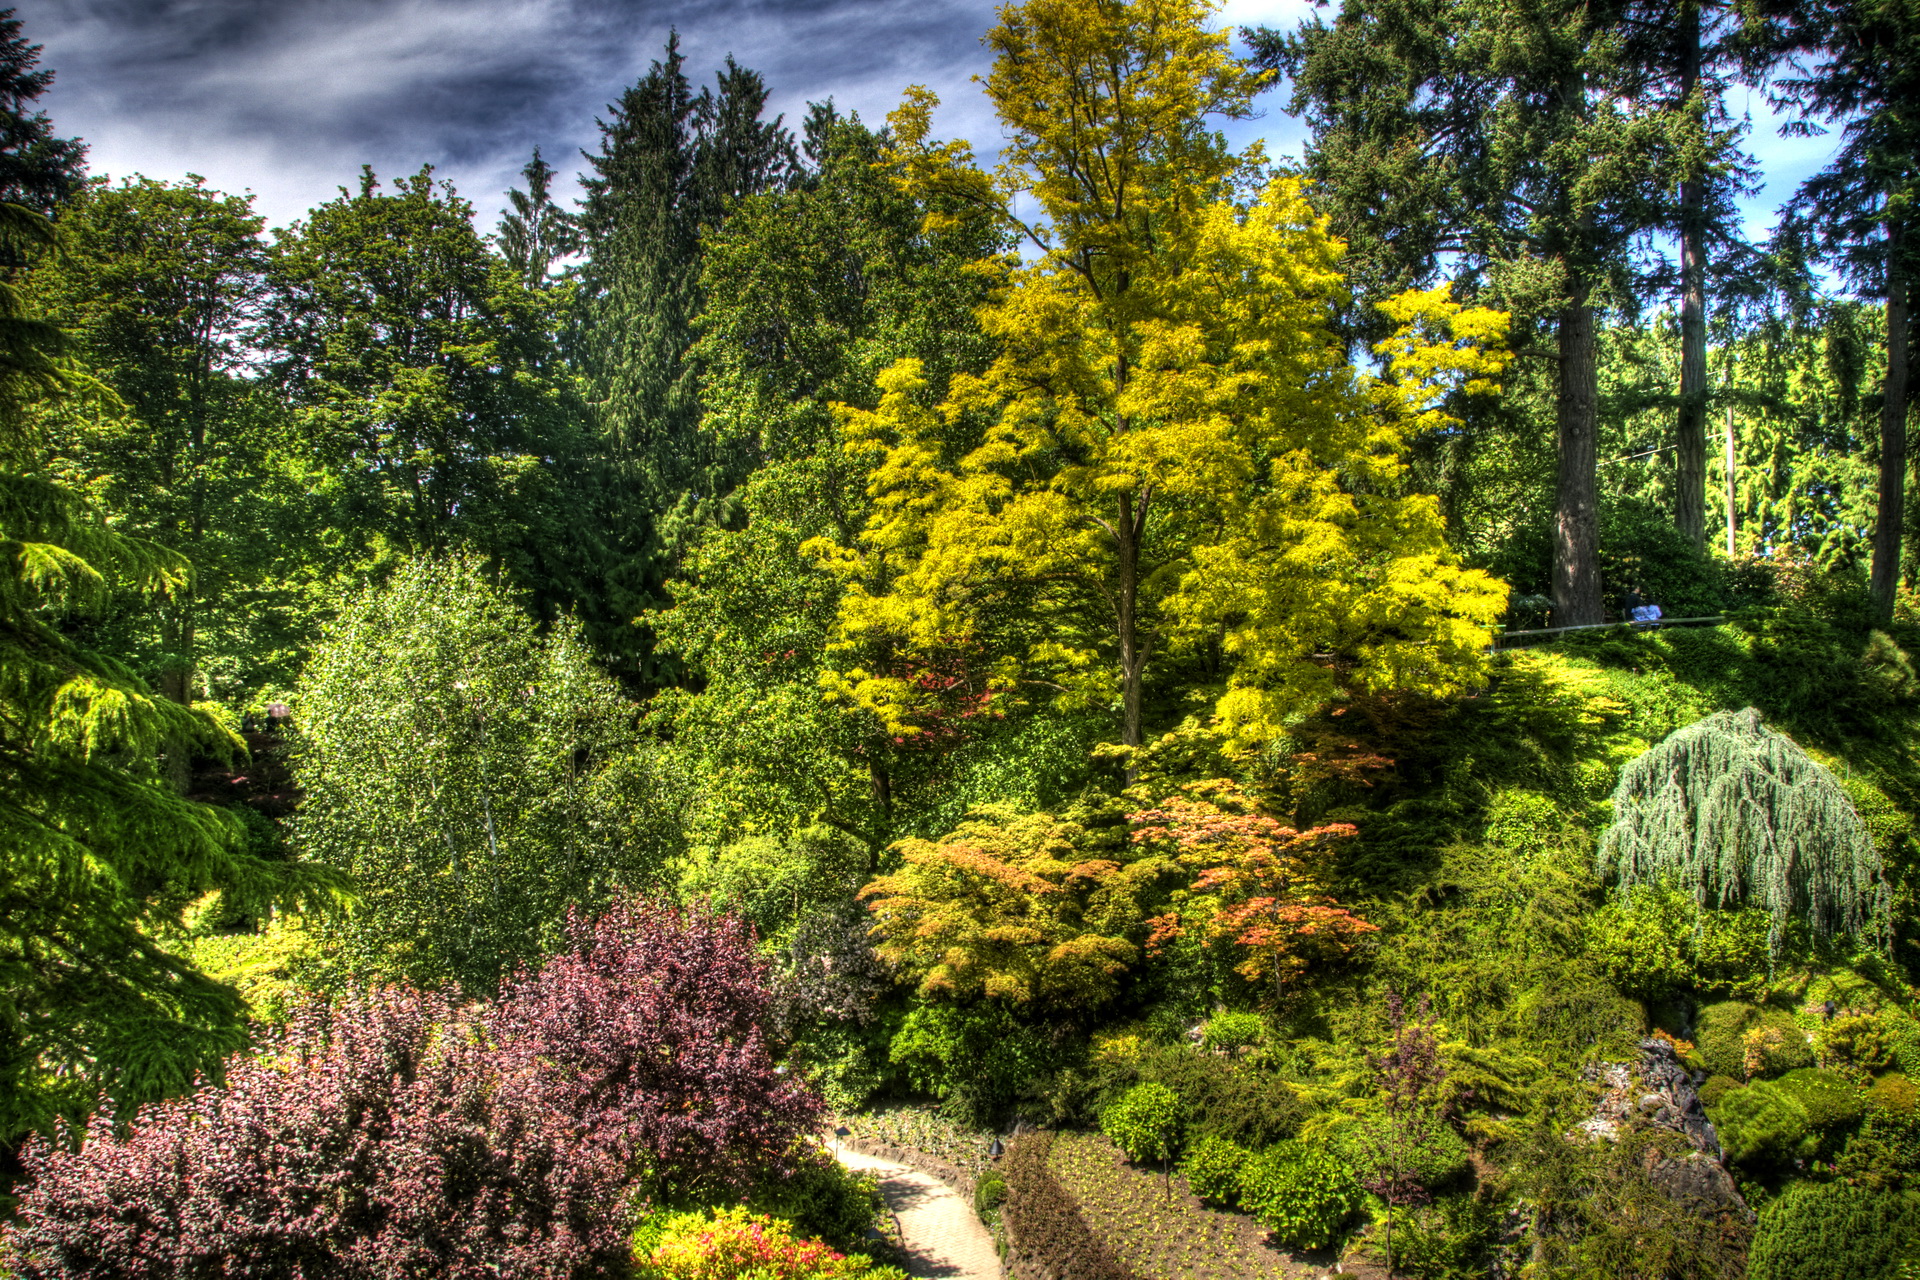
{"left": 1621, "top": 585, "right": 1644, "bottom": 619}
{"left": 1630, "top": 585, "right": 1663, "bottom": 629}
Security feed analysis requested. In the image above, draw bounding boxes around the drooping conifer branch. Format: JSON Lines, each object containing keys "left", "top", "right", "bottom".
{"left": 1598, "top": 707, "right": 1888, "bottom": 958}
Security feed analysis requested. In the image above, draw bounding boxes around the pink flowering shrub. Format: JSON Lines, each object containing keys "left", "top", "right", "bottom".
{"left": 637, "top": 1207, "right": 907, "bottom": 1280}
{"left": 3, "top": 899, "right": 821, "bottom": 1279}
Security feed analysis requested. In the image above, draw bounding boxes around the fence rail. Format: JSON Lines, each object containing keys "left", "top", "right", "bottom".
{"left": 1490, "top": 615, "right": 1727, "bottom": 650}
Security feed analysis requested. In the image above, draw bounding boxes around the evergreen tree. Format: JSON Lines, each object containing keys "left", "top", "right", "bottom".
{"left": 0, "top": 9, "right": 83, "bottom": 216}
{"left": 1757, "top": 0, "right": 1920, "bottom": 622}
{"left": 0, "top": 205, "right": 335, "bottom": 1167}
{"left": 493, "top": 148, "right": 578, "bottom": 289}
{"left": 1599, "top": 707, "right": 1888, "bottom": 958}
{"left": 1261, "top": 0, "right": 1680, "bottom": 626}
{"left": 564, "top": 38, "right": 793, "bottom": 684}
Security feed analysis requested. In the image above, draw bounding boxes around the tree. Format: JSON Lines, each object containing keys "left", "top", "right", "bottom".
{"left": 1598, "top": 707, "right": 1889, "bottom": 958}
{"left": 1130, "top": 780, "right": 1376, "bottom": 1006}
{"left": 493, "top": 148, "right": 577, "bottom": 289}
{"left": 563, "top": 39, "right": 796, "bottom": 683}
{"left": 1265, "top": 0, "right": 1680, "bottom": 626}
{"left": 814, "top": 0, "right": 1509, "bottom": 752}
{"left": 25, "top": 174, "right": 304, "bottom": 709}
{"left": 0, "top": 205, "right": 333, "bottom": 1164}
{"left": 859, "top": 804, "right": 1171, "bottom": 1009}
{"left": 266, "top": 166, "right": 572, "bottom": 564}
{"left": 1758, "top": 0, "right": 1920, "bottom": 622}
{"left": 0, "top": 9, "right": 84, "bottom": 216}
{"left": 293, "top": 556, "right": 679, "bottom": 993}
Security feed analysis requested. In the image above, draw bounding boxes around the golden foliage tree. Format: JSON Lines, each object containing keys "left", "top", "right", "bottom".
{"left": 806, "top": 0, "right": 1510, "bottom": 751}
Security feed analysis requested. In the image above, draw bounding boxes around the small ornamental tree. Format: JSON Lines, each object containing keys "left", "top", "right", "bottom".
{"left": 1598, "top": 708, "right": 1889, "bottom": 958}
{"left": 2, "top": 898, "right": 820, "bottom": 1278}
{"left": 1132, "top": 781, "right": 1377, "bottom": 1006}
{"left": 1103, "top": 1082, "right": 1186, "bottom": 1196}
{"left": 1346, "top": 991, "right": 1461, "bottom": 1276}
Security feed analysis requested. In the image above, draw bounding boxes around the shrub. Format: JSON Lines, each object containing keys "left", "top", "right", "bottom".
{"left": 1698, "top": 1074, "right": 1740, "bottom": 1108}
{"left": 1201, "top": 1011, "right": 1266, "bottom": 1056}
{"left": 974, "top": 1171, "right": 1007, "bottom": 1221}
{"left": 1772, "top": 1068, "right": 1866, "bottom": 1135}
{"left": 1839, "top": 1104, "right": 1920, "bottom": 1188}
{"left": 1102, "top": 1083, "right": 1185, "bottom": 1167}
{"left": 1711, "top": 1081, "right": 1814, "bottom": 1169}
{"left": 1820, "top": 1012, "right": 1894, "bottom": 1072}
{"left": 1133, "top": 1044, "right": 1303, "bottom": 1147}
{"left": 3, "top": 899, "right": 820, "bottom": 1279}
{"left": 999, "top": 1131, "right": 1140, "bottom": 1280}
{"left": 751, "top": 1144, "right": 887, "bottom": 1254}
{"left": 1697, "top": 1002, "right": 1811, "bottom": 1080}
{"left": 1336, "top": 1111, "right": 1473, "bottom": 1192}
{"left": 1747, "top": 1182, "right": 1920, "bottom": 1280}
{"left": 1235, "top": 1142, "right": 1362, "bottom": 1251}
{"left": 1874, "top": 1073, "right": 1920, "bottom": 1115}
{"left": 1370, "top": 1195, "right": 1500, "bottom": 1280}
{"left": 637, "top": 1207, "right": 907, "bottom": 1280}
{"left": 1182, "top": 1134, "right": 1249, "bottom": 1206}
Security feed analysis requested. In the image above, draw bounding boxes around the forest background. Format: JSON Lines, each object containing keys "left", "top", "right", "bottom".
{"left": 2, "top": 0, "right": 1920, "bottom": 1273}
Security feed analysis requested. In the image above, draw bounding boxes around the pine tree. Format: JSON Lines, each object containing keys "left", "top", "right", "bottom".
{"left": 0, "top": 205, "right": 337, "bottom": 1168}
{"left": 0, "top": 9, "right": 84, "bottom": 216}
{"left": 1598, "top": 707, "right": 1888, "bottom": 959}
{"left": 493, "top": 148, "right": 577, "bottom": 289}
{"left": 565, "top": 38, "right": 795, "bottom": 684}
{"left": 1756, "top": 0, "right": 1920, "bottom": 622}
{"left": 1260, "top": 0, "right": 1679, "bottom": 626}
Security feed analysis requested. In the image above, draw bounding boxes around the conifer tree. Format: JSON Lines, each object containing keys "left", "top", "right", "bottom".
{"left": 1262, "top": 0, "right": 1679, "bottom": 626}
{"left": 0, "top": 205, "right": 337, "bottom": 1165}
{"left": 0, "top": 9, "right": 84, "bottom": 216}
{"left": 1598, "top": 707, "right": 1889, "bottom": 958}
{"left": 494, "top": 148, "right": 577, "bottom": 289}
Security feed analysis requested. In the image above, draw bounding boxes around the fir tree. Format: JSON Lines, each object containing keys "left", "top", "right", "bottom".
{"left": 0, "top": 205, "right": 337, "bottom": 1169}
{"left": 1598, "top": 707, "right": 1889, "bottom": 958}
{"left": 0, "top": 9, "right": 84, "bottom": 217}
{"left": 493, "top": 148, "right": 578, "bottom": 289}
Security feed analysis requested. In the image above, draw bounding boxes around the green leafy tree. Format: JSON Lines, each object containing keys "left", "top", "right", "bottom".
{"left": 1599, "top": 707, "right": 1889, "bottom": 957}
{"left": 266, "top": 166, "right": 575, "bottom": 568}
{"left": 293, "top": 556, "right": 680, "bottom": 992}
{"left": 24, "top": 174, "right": 319, "bottom": 708}
{"left": 0, "top": 205, "right": 333, "bottom": 1159}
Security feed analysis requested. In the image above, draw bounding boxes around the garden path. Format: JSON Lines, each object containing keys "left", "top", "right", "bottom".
{"left": 834, "top": 1144, "right": 1003, "bottom": 1280}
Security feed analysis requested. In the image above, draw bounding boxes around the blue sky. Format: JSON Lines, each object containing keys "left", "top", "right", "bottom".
{"left": 20, "top": 0, "right": 1840, "bottom": 253}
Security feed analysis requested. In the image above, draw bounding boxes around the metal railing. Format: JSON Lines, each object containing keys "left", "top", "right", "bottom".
{"left": 1489, "top": 615, "right": 1727, "bottom": 651}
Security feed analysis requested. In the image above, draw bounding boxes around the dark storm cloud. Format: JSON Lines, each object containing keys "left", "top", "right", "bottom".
{"left": 18, "top": 0, "right": 1011, "bottom": 226}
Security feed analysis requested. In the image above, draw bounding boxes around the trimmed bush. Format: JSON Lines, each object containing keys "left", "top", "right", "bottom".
{"left": 1711, "top": 1081, "right": 1814, "bottom": 1168}
{"left": 1819, "top": 1012, "right": 1894, "bottom": 1072}
{"left": 1182, "top": 1134, "right": 1249, "bottom": 1206}
{"left": 1698, "top": 1074, "right": 1740, "bottom": 1108}
{"left": 1000, "top": 1131, "right": 1140, "bottom": 1280}
{"left": 3, "top": 899, "right": 820, "bottom": 1279}
{"left": 1236, "top": 1142, "right": 1362, "bottom": 1251}
{"left": 974, "top": 1171, "right": 1007, "bottom": 1220}
{"left": 1772, "top": 1068, "right": 1866, "bottom": 1135}
{"left": 637, "top": 1207, "right": 906, "bottom": 1280}
{"left": 1201, "top": 1011, "right": 1266, "bottom": 1056}
{"left": 1102, "top": 1082, "right": 1185, "bottom": 1166}
{"left": 1747, "top": 1182, "right": 1920, "bottom": 1280}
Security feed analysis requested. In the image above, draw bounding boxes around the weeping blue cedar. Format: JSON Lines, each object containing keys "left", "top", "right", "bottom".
{"left": 1598, "top": 707, "right": 1889, "bottom": 958}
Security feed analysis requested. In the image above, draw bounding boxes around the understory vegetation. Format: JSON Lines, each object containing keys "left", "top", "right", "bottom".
{"left": 3, "top": 0, "right": 1919, "bottom": 1276}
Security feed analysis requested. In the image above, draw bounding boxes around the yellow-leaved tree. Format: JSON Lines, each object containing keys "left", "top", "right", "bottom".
{"left": 806, "top": 0, "right": 1510, "bottom": 751}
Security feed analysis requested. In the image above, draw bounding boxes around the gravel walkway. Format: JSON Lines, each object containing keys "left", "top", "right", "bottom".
{"left": 835, "top": 1144, "right": 1003, "bottom": 1280}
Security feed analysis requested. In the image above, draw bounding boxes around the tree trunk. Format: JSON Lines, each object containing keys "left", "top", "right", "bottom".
{"left": 1871, "top": 227, "right": 1911, "bottom": 623}
{"left": 1674, "top": 0, "right": 1709, "bottom": 552}
{"left": 1553, "top": 293, "right": 1605, "bottom": 625}
{"left": 1117, "top": 494, "right": 1145, "bottom": 749}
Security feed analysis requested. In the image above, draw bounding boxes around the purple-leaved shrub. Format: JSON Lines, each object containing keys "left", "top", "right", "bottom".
{"left": 3, "top": 898, "right": 821, "bottom": 1279}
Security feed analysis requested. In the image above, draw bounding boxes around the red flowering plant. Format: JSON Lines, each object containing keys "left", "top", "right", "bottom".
{"left": 636, "top": 1206, "right": 906, "bottom": 1279}
{"left": 1130, "top": 780, "right": 1378, "bottom": 1007}
{"left": 3, "top": 898, "right": 821, "bottom": 1280}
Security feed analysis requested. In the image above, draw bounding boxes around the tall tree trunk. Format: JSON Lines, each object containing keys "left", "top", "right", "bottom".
{"left": 1553, "top": 292, "right": 1605, "bottom": 625}
{"left": 1871, "top": 227, "right": 1911, "bottom": 623}
{"left": 1674, "top": 0, "right": 1710, "bottom": 551}
{"left": 1117, "top": 493, "right": 1145, "bottom": 749}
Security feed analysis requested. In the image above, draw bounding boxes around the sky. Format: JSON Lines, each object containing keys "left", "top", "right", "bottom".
{"left": 19, "top": 0, "right": 1841, "bottom": 248}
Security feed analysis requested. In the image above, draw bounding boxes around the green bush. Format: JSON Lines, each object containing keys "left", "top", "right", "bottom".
{"left": 1696, "top": 1002, "right": 1811, "bottom": 1080}
{"left": 1773, "top": 1067, "right": 1866, "bottom": 1135}
{"left": 1374, "top": 1195, "right": 1500, "bottom": 1280}
{"left": 1839, "top": 1104, "right": 1920, "bottom": 1188}
{"left": 636, "top": 1206, "right": 908, "bottom": 1280}
{"left": 1747, "top": 1182, "right": 1920, "bottom": 1280}
{"left": 1236, "top": 1142, "right": 1361, "bottom": 1251}
{"left": 1200, "top": 1011, "right": 1265, "bottom": 1056}
{"left": 1711, "top": 1081, "right": 1814, "bottom": 1169}
{"left": 1336, "top": 1111, "right": 1473, "bottom": 1192}
{"left": 1102, "top": 1082, "right": 1186, "bottom": 1166}
{"left": 1697, "top": 1075, "right": 1740, "bottom": 1108}
{"left": 1820, "top": 1012, "right": 1895, "bottom": 1072}
{"left": 750, "top": 1146, "right": 888, "bottom": 1254}
{"left": 1128, "top": 1044, "right": 1303, "bottom": 1148}
{"left": 974, "top": 1171, "right": 1006, "bottom": 1222}
{"left": 1181, "top": 1134, "right": 1248, "bottom": 1206}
